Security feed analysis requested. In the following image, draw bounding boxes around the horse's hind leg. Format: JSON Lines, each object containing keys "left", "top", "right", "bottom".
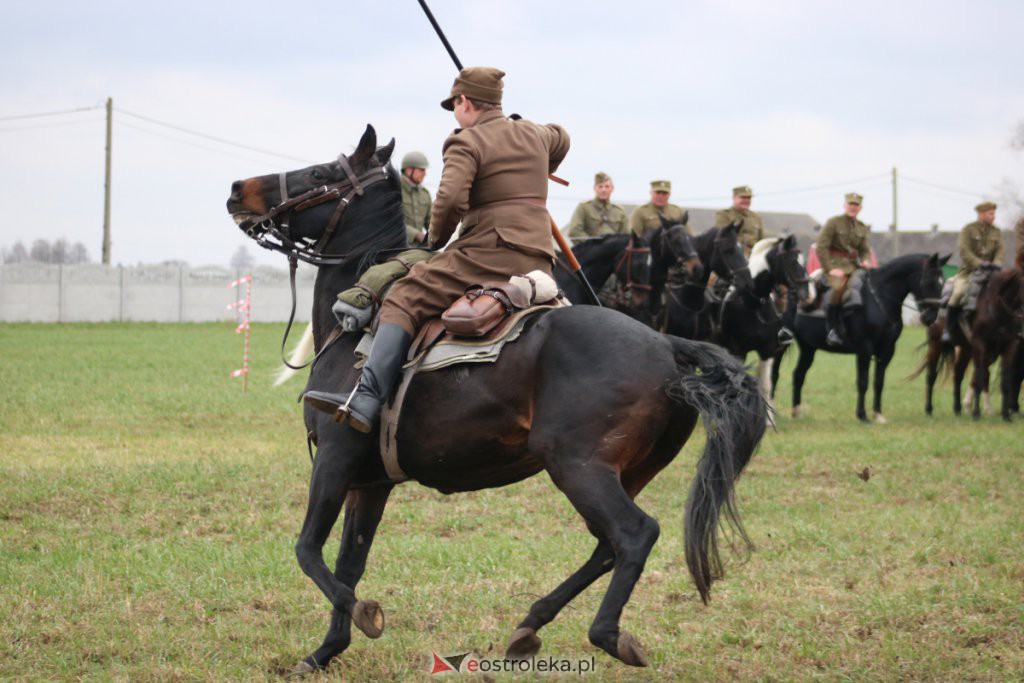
{"left": 293, "top": 485, "right": 393, "bottom": 674}
{"left": 548, "top": 467, "right": 661, "bottom": 667}
{"left": 294, "top": 438, "right": 383, "bottom": 641}
{"left": 872, "top": 347, "right": 894, "bottom": 423}
{"left": 791, "top": 344, "right": 816, "bottom": 418}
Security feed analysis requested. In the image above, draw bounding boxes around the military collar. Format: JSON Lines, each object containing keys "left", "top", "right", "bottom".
{"left": 592, "top": 198, "right": 611, "bottom": 207}
{"left": 400, "top": 174, "right": 421, "bottom": 189}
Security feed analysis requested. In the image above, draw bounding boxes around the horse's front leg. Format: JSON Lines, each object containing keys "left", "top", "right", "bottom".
{"left": 970, "top": 347, "right": 989, "bottom": 420}
{"left": 1000, "top": 341, "right": 1020, "bottom": 421}
{"left": 855, "top": 352, "right": 871, "bottom": 422}
{"left": 293, "top": 430, "right": 380, "bottom": 637}
{"left": 872, "top": 347, "right": 895, "bottom": 423}
{"left": 293, "top": 484, "right": 394, "bottom": 675}
{"left": 952, "top": 346, "right": 970, "bottom": 415}
{"left": 791, "top": 344, "right": 816, "bottom": 418}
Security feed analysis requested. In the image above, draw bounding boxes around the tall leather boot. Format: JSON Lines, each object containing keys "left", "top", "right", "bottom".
{"left": 942, "top": 306, "right": 959, "bottom": 344}
{"left": 825, "top": 304, "right": 843, "bottom": 347}
{"left": 304, "top": 323, "right": 413, "bottom": 433}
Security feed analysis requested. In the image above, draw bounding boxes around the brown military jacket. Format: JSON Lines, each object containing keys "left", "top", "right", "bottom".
{"left": 379, "top": 110, "right": 570, "bottom": 337}
{"left": 566, "top": 199, "right": 629, "bottom": 239}
{"left": 816, "top": 214, "right": 871, "bottom": 275}
{"left": 957, "top": 220, "right": 1003, "bottom": 274}
{"left": 1015, "top": 217, "right": 1024, "bottom": 265}
{"left": 628, "top": 202, "right": 688, "bottom": 238}
{"left": 428, "top": 110, "right": 570, "bottom": 255}
{"left": 714, "top": 207, "right": 765, "bottom": 250}
{"left": 401, "top": 175, "right": 432, "bottom": 246}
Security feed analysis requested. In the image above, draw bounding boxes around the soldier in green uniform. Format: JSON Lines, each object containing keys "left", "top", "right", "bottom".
{"left": 628, "top": 180, "right": 687, "bottom": 238}
{"left": 816, "top": 192, "right": 872, "bottom": 346}
{"left": 943, "top": 201, "right": 1003, "bottom": 341}
{"left": 713, "top": 185, "right": 765, "bottom": 255}
{"left": 400, "top": 151, "right": 432, "bottom": 246}
{"left": 564, "top": 172, "right": 629, "bottom": 240}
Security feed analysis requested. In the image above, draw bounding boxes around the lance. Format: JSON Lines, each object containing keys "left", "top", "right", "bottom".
{"left": 415, "top": 0, "right": 602, "bottom": 307}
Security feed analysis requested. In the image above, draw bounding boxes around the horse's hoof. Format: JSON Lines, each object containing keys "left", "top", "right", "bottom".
{"left": 352, "top": 599, "right": 385, "bottom": 639}
{"left": 791, "top": 406, "right": 802, "bottom": 419}
{"left": 873, "top": 413, "right": 887, "bottom": 425}
{"left": 616, "top": 632, "right": 649, "bottom": 667}
{"left": 285, "top": 659, "right": 317, "bottom": 678}
{"left": 506, "top": 627, "right": 542, "bottom": 660}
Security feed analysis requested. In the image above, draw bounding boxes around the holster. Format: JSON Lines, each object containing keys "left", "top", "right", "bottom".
{"left": 441, "top": 282, "right": 530, "bottom": 337}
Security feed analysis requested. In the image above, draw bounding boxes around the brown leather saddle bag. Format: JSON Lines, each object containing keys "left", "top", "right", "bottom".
{"left": 441, "top": 282, "right": 531, "bottom": 337}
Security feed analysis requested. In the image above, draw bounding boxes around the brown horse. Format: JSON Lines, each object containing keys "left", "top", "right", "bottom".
{"left": 918, "top": 267, "right": 1024, "bottom": 419}
{"left": 225, "top": 126, "right": 767, "bottom": 675}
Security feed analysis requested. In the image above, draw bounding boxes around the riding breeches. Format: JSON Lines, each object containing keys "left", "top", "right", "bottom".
{"left": 827, "top": 268, "right": 865, "bottom": 308}
{"left": 379, "top": 234, "right": 552, "bottom": 337}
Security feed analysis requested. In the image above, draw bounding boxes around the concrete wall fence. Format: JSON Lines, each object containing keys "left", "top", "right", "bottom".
{"left": 0, "top": 263, "right": 316, "bottom": 323}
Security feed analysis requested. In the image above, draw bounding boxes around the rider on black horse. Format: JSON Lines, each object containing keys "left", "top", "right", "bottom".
{"left": 942, "top": 200, "right": 1004, "bottom": 343}
{"left": 304, "top": 66, "right": 570, "bottom": 432}
{"left": 816, "top": 192, "right": 873, "bottom": 346}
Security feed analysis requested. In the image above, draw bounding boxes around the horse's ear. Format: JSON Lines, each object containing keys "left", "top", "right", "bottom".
{"left": 658, "top": 214, "right": 671, "bottom": 230}
{"left": 783, "top": 234, "right": 797, "bottom": 250}
{"left": 939, "top": 253, "right": 952, "bottom": 266}
{"left": 350, "top": 124, "right": 378, "bottom": 168}
{"left": 630, "top": 228, "right": 642, "bottom": 241}
{"left": 375, "top": 137, "right": 396, "bottom": 165}
{"left": 680, "top": 210, "right": 689, "bottom": 226}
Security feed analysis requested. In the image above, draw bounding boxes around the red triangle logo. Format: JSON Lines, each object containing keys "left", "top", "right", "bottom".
{"left": 430, "top": 651, "right": 456, "bottom": 674}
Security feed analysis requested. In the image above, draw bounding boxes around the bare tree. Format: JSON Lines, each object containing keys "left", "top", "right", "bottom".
{"left": 1011, "top": 120, "right": 1024, "bottom": 151}
{"left": 50, "top": 238, "right": 68, "bottom": 265}
{"left": 2, "top": 241, "right": 29, "bottom": 263}
{"left": 68, "top": 242, "right": 90, "bottom": 264}
{"left": 29, "top": 239, "right": 51, "bottom": 263}
{"left": 230, "top": 245, "right": 255, "bottom": 271}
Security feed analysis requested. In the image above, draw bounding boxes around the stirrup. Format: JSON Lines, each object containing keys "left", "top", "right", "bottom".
{"left": 303, "top": 390, "right": 350, "bottom": 423}
{"left": 826, "top": 330, "right": 843, "bottom": 347}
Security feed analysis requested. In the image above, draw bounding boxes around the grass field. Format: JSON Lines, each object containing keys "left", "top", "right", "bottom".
{"left": 1, "top": 322, "right": 1022, "bottom": 682}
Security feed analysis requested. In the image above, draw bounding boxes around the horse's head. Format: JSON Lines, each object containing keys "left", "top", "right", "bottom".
{"left": 913, "top": 253, "right": 950, "bottom": 325}
{"left": 769, "top": 234, "right": 811, "bottom": 305}
{"left": 226, "top": 125, "right": 403, "bottom": 266}
{"left": 711, "top": 222, "right": 752, "bottom": 290}
{"left": 616, "top": 229, "right": 654, "bottom": 309}
{"left": 656, "top": 215, "right": 703, "bottom": 281}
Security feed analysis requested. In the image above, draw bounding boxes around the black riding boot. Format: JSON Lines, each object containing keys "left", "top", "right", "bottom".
{"left": 942, "top": 306, "right": 960, "bottom": 344}
{"left": 825, "top": 305, "right": 843, "bottom": 347}
{"left": 304, "top": 323, "right": 413, "bottom": 433}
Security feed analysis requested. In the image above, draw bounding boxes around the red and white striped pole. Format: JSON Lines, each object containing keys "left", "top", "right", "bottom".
{"left": 228, "top": 274, "right": 253, "bottom": 392}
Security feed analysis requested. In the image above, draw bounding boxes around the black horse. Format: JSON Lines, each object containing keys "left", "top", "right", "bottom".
{"left": 658, "top": 223, "right": 753, "bottom": 341}
{"left": 646, "top": 217, "right": 705, "bottom": 324}
{"left": 555, "top": 231, "right": 652, "bottom": 321}
{"left": 225, "top": 126, "right": 767, "bottom": 675}
{"left": 780, "top": 254, "right": 948, "bottom": 422}
{"left": 718, "top": 235, "right": 812, "bottom": 409}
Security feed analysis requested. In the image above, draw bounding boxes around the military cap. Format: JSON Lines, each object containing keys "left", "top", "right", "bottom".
{"left": 733, "top": 185, "right": 753, "bottom": 197}
{"left": 441, "top": 66, "right": 505, "bottom": 111}
{"left": 594, "top": 172, "right": 611, "bottom": 185}
{"left": 975, "top": 200, "right": 997, "bottom": 212}
{"left": 844, "top": 192, "right": 863, "bottom": 205}
{"left": 400, "top": 151, "right": 429, "bottom": 170}
{"left": 650, "top": 180, "right": 672, "bottom": 192}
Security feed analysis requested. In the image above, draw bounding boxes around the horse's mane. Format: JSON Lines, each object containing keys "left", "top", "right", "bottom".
{"left": 570, "top": 233, "right": 629, "bottom": 257}
{"left": 748, "top": 237, "right": 781, "bottom": 278}
{"left": 354, "top": 163, "right": 407, "bottom": 273}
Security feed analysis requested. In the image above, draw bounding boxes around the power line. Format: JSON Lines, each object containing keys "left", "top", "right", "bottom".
{"left": 901, "top": 175, "right": 987, "bottom": 199}
{"left": 0, "top": 105, "right": 101, "bottom": 122}
{"left": 116, "top": 119, "right": 293, "bottom": 167}
{"left": 0, "top": 117, "right": 105, "bottom": 134}
{"left": 115, "top": 108, "right": 314, "bottom": 164}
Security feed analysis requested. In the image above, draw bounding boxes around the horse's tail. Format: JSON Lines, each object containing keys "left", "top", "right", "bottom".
{"left": 666, "top": 335, "right": 768, "bottom": 604}
{"left": 907, "top": 336, "right": 955, "bottom": 383}
{"left": 273, "top": 322, "right": 314, "bottom": 387}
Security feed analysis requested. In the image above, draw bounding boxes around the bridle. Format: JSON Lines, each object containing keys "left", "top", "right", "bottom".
{"left": 713, "top": 237, "right": 751, "bottom": 285}
{"left": 240, "top": 152, "right": 390, "bottom": 268}
{"left": 613, "top": 237, "right": 652, "bottom": 295}
{"left": 237, "top": 152, "right": 392, "bottom": 370}
{"left": 659, "top": 227, "right": 701, "bottom": 278}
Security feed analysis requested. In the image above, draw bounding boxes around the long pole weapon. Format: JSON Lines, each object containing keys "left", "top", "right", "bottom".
{"left": 415, "top": 0, "right": 602, "bottom": 306}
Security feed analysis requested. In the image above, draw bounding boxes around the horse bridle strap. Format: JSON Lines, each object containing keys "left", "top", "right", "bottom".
{"left": 614, "top": 239, "right": 652, "bottom": 292}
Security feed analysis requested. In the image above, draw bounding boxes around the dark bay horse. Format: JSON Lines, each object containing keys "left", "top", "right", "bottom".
{"left": 555, "top": 231, "right": 652, "bottom": 320}
{"left": 658, "top": 223, "right": 753, "bottom": 341}
{"left": 225, "top": 126, "right": 767, "bottom": 674}
{"left": 781, "top": 254, "right": 948, "bottom": 422}
{"left": 917, "top": 267, "right": 1024, "bottom": 420}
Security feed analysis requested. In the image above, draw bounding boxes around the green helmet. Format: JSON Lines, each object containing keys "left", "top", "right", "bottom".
{"left": 401, "top": 151, "right": 429, "bottom": 170}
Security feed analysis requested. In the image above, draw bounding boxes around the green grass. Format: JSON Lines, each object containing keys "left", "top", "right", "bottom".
{"left": 1, "top": 322, "right": 1021, "bottom": 681}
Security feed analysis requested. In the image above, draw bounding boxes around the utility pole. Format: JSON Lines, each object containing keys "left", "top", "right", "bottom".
{"left": 102, "top": 96, "right": 112, "bottom": 265}
{"left": 891, "top": 166, "right": 899, "bottom": 258}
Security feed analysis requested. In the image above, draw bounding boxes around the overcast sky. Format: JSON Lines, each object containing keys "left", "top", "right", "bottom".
{"left": 2, "top": 0, "right": 1022, "bottom": 267}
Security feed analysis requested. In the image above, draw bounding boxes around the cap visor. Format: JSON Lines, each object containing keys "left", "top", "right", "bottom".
{"left": 440, "top": 96, "right": 456, "bottom": 111}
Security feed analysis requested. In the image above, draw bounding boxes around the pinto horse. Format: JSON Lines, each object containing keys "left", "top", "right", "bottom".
{"left": 555, "top": 231, "right": 652, "bottom": 320}
{"left": 719, "top": 235, "right": 812, "bottom": 405}
{"left": 781, "top": 254, "right": 948, "bottom": 422}
{"left": 225, "top": 126, "right": 767, "bottom": 674}
{"left": 917, "top": 267, "right": 1024, "bottom": 420}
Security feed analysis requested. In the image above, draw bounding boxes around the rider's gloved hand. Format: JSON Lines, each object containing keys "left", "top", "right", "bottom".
{"left": 332, "top": 299, "right": 373, "bottom": 333}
